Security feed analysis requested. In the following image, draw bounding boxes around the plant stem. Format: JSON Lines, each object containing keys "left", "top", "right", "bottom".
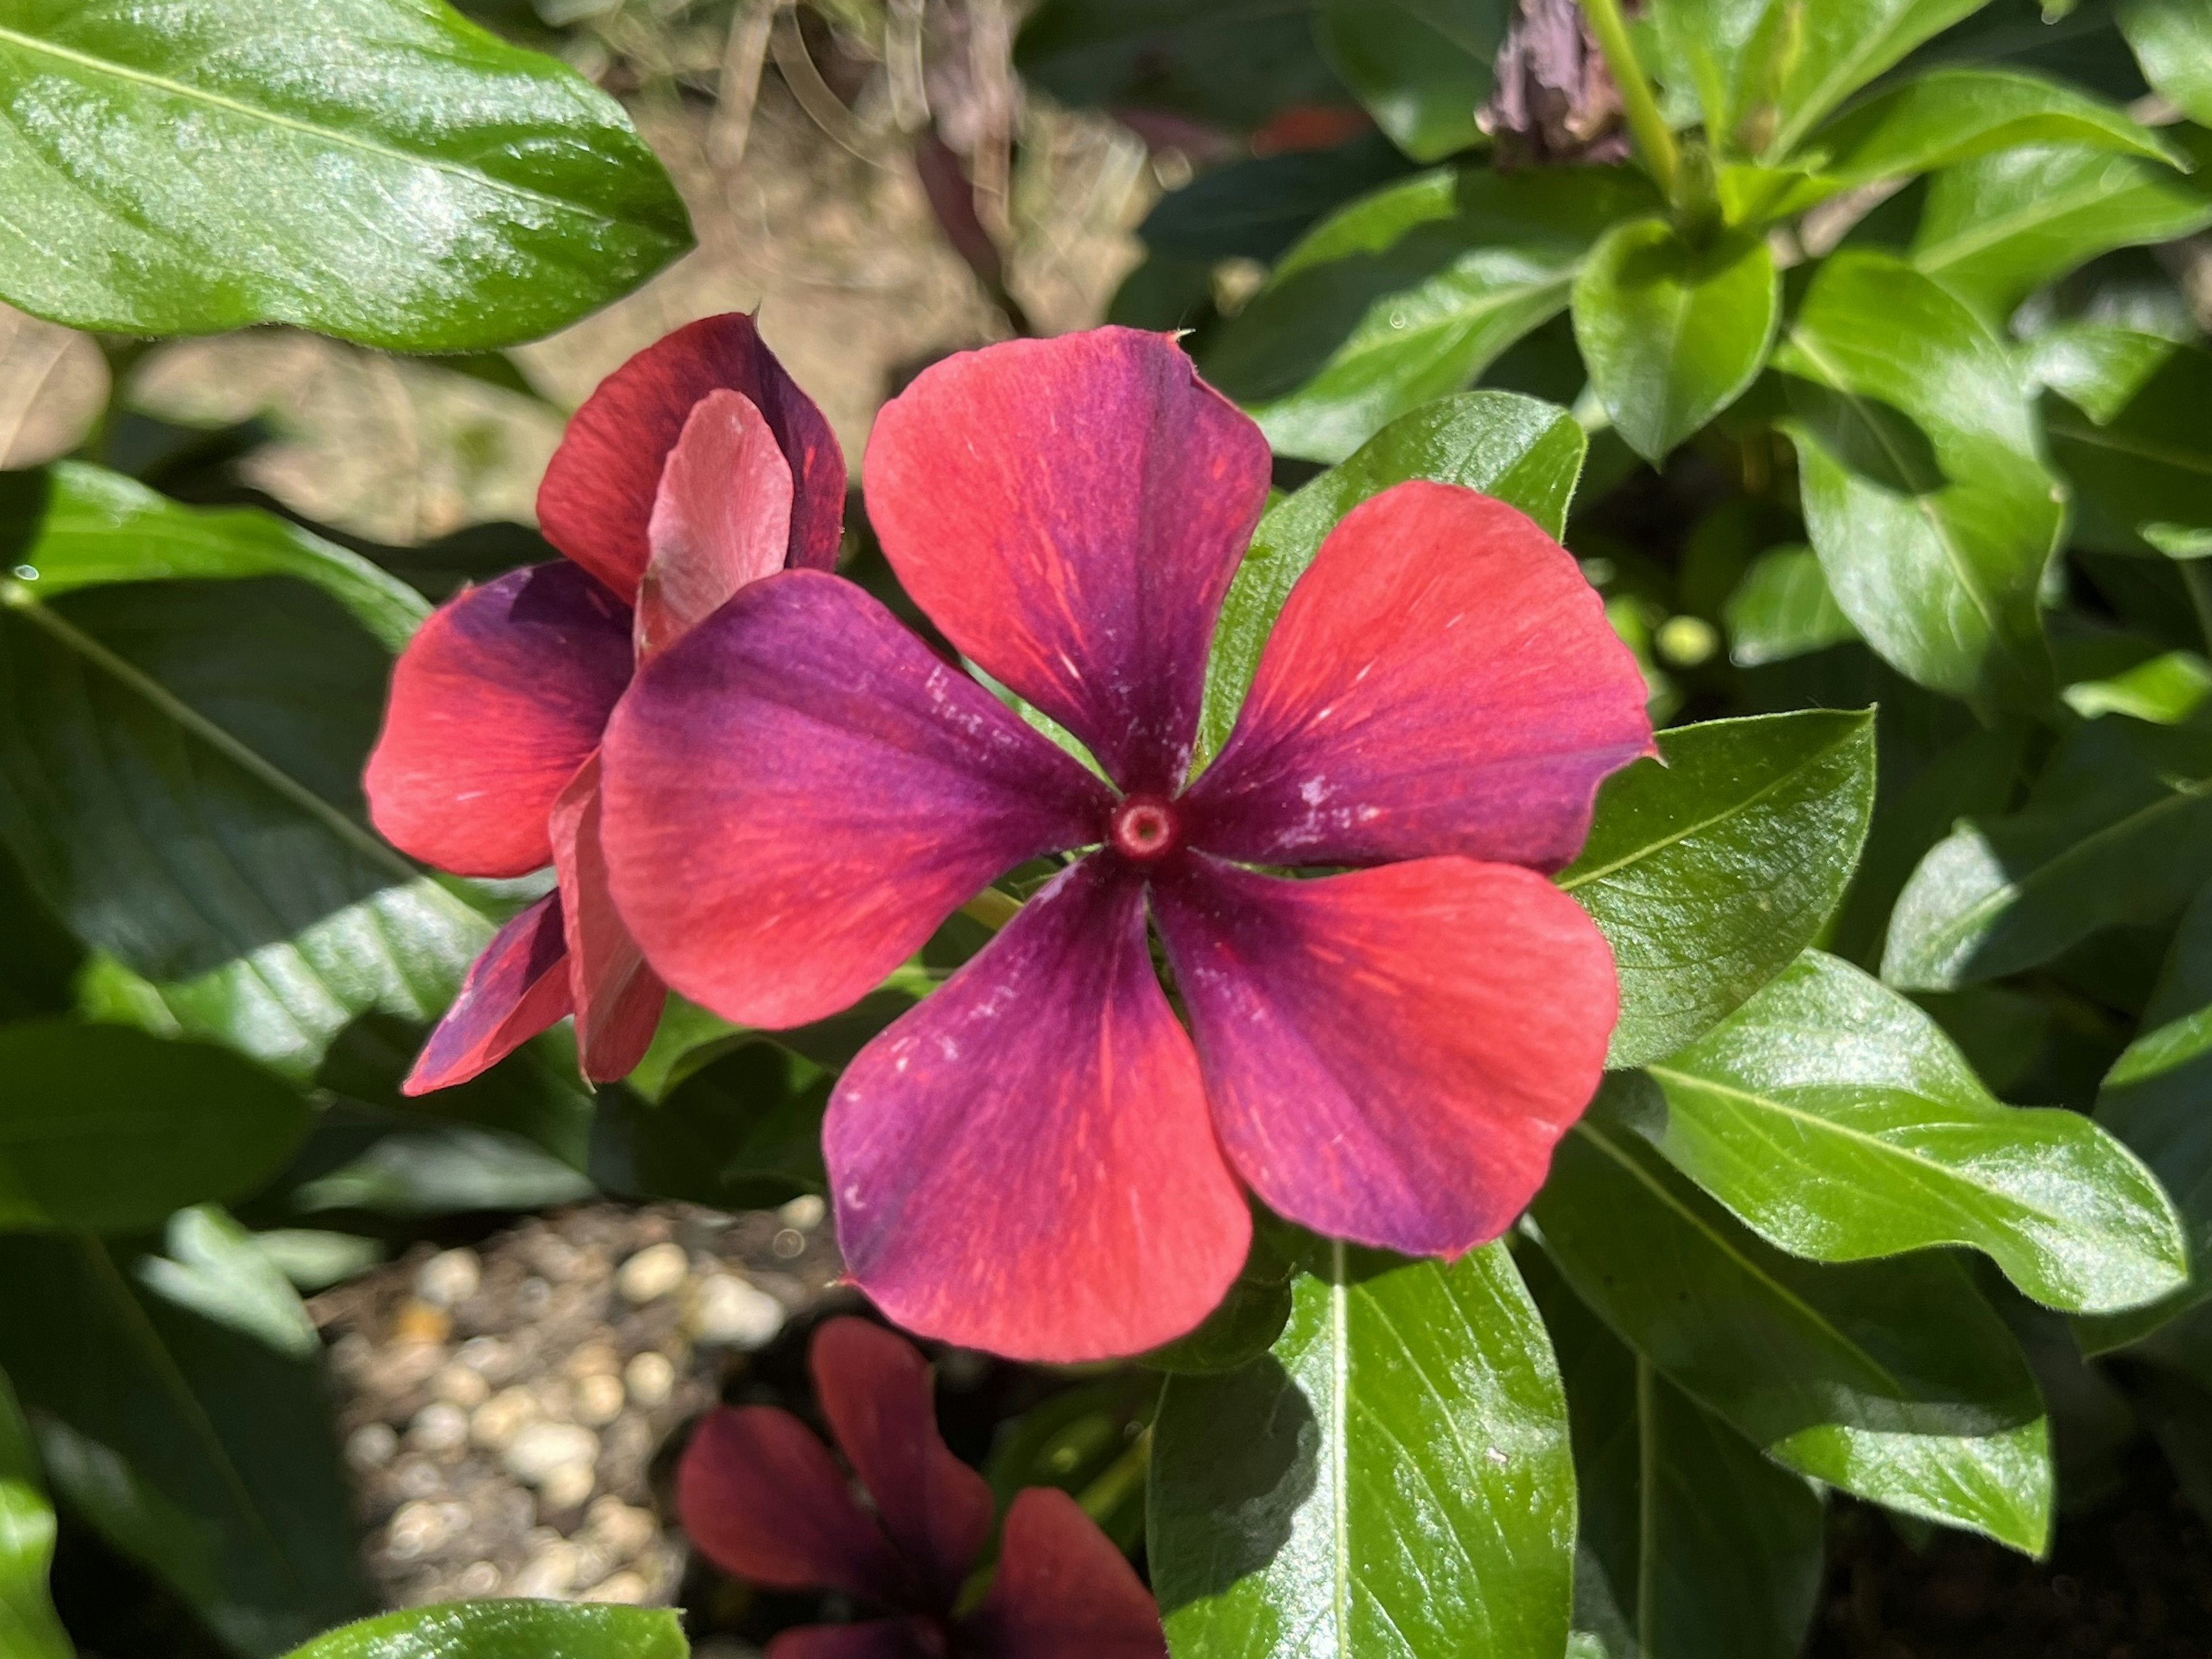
{"left": 1581, "top": 0, "right": 1679, "bottom": 201}
{"left": 1075, "top": 1426, "right": 1152, "bottom": 1526}
{"left": 960, "top": 885, "right": 1022, "bottom": 931}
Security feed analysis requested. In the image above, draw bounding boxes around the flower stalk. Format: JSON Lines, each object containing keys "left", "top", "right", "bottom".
{"left": 1579, "top": 0, "right": 1680, "bottom": 202}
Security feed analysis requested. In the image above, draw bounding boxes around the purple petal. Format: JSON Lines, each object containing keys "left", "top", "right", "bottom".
{"left": 403, "top": 892, "right": 571, "bottom": 1093}
{"left": 960, "top": 1487, "right": 1166, "bottom": 1658}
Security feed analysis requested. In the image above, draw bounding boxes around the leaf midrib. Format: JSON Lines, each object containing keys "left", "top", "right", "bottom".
{"left": 0, "top": 22, "right": 619, "bottom": 229}
{"left": 2046, "top": 410, "right": 2212, "bottom": 478}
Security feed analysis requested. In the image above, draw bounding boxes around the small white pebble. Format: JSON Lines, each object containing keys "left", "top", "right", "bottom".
{"left": 584, "top": 1496, "right": 658, "bottom": 1559}
{"left": 771, "top": 1228, "right": 806, "bottom": 1259}
{"left": 412, "top": 1247, "right": 480, "bottom": 1308}
{"left": 624, "top": 1351, "right": 675, "bottom": 1408}
{"left": 684, "top": 1274, "right": 783, "bottom": 1349}
{"left": 574, "top": 1372, "right": 625, "bottom": 1427}
{"left": 778, "top": 1194, "right": 826, "bottom": 1230}
{"left": 507, "top": 1541, "right": 579, "bottom": 1598}
{"left": 505, "top": 1421, "right": 599, "bottom": 1484}
{"left": 451, "top": 1560, "right": 501, "bottom": 1597}
{"left": 566, "top": 1341, "right": 620, "bottom": 1378}
{"left": 385, "top": 1499, "right": 453, "bottom": 1559}
{"left": 344, "top": 1422, "right": 398, "bottom": 1471}
{"left": 617, "top": 1243, "right": 690, "bottom": 1305}
{"left": 454, "top": 1336, "right": 510, "bottom": 1377}
{"left": 533, "top": 1377, "right": 575, "bottom": 1423}
{"left": 432, "top": 1364, "right": 490, "bottom": 1408}
{"left": 579, "top": 1570, "right": 650, "bottom": 1605}
{"left": 469, "top": 1387, "right": 539, "bottom": 1452}
{"left": 408, "top": 1401, "right": 469, "bottom": 1455}
{"left": 539, "top": 1460, "right": 597, "bottom": 1512}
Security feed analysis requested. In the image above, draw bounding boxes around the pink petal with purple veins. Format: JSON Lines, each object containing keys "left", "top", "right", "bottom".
{"left": 599, "top": 570, "right": 1112, "bottom": 1030}
{"left": 539, "top": 313, "right": 845, "bottom": 600}
{"left": 548, "top": 753, "right": 665, "bottom": 1084}
{"left": 403, "top": 892, "right": 571, "bottom": 1094}
{"left": 364, "top": 562, "right": 632, "bottom": 878}
{"left": 960, "top": 1487, "right": 1166, "bottom": 1659}
{"left": 825, "top": 855, "right": 1249, "bottom": 1363}
{"left": 811, "top": 1319, "right": 992, "bottom": 1609}
{"left": 863, "top": 328, "right": 1271, "bottom": 794}
{"left": 1152, "top": 853, "right": 1618, "bottom": 1258}
{"left": 677, "top": 1405, "right": 914, "bottom": 1604}
{"left": 1184, "top": 482, "right": 1653, "bottom": 873}
{"left": 635, "top": 388, "right": 796, "bottom": 660}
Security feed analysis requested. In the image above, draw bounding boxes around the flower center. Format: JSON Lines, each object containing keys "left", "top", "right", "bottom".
{"left": 1108, "top": 794, "right": 1180, "bottom": 863}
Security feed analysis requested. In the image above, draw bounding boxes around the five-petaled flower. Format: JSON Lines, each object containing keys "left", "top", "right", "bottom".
{"left": 600, "top": 326, "right": 1654, "bottom": 1361}
{"left": 678, "top": 1316, "right": 1165, "bottom": 1658}
{"left": 363, "top": 315, "right": 844, "bottom": 1092}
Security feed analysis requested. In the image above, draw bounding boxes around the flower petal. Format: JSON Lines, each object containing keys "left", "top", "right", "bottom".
{"left": 677, "top": 1404, "right": 912, "bottom": 1604}
{"left": 811, "top": 1318, "right": 992, "bottom": 1609}
{"left": 960, "top": 1488, "right": 1166, "bottom": 1659}
{"left": 365, "top": 562, "right": 632, "bottom": 878}
{"left": 826, "top": 856, "right": 1249, "bottom": 1363}
{"left": 768, "top": 1622, "right": 945, "bottom": 1659}
{"left": 1152, "top": 854, "right": 1618, "bottom": 1257}
{"left": 635, "top": 388, "right": 794, "bottom": 660}
{"left": 601, "top": 570, "right": 1112, "bottom": 1029}
{"left": 862, "top": 328, "right": 1270, "bottom": 794}
{"left": 403, "top": 892, "right": 571, "bottom": 1094}
{"left": 539, "top": 313, "right": 846, "bottom": 600}
{"left": 548, "top": 754, "right": 665, "bottom": 1083}
{"left": 1184, "top": 481, "right": 1653, "bottom": 873}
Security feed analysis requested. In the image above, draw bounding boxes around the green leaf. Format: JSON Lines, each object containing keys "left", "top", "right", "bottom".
{"left": 1883, "top": 717, "right": 2212, "bottom": 989}
{"left": 1801, "top": 67, "right": 2181, "bottom": 186}
{"left": 0, "top": 1233, "right": 370, "bottom": 1655}
{"left": 137, "top": 1206, "right": 323, "bottom": 1361}
{"left": 2024, "top": 321, "right": 2181, "bottom": 427}
{"left": 2119, "top": 0, "right": 2212, "bottom": 126}
{"left": 278, "top": 1603, "right": 688, "bottom": 1659}
{"left": 0, "top": 1020, "right": 310, "bottom": 1233}
{"left": 1762, "top": 0, "right": 2001, "bottom": 160}
{"left": 0, "top": 474, "right": 496, "bottom": 1081}
{"left": 1572, "top": 218, "right": 1778, "bottom": 463}
{"left": 1775, "top": 251, "right": 2060, "bottom": 709}
{"left": 1523, "top": 1249, "right": 1825, "bottom": 1659}
{"left": 1558, "top": 710, "right": 1878, "bottom": 1069}
{"left": 2086, "top": 882, "right": 2212, "bottom": 1349}
{"left": 1623, "top": 950, "right": 2187, "bottom": 1313}
{"left": 1150, "top": 1239, "right": 1575, "bottom": 1658}
{"left": 1143, "top": 1232, "right": 1296, "bottom": 1376}
{"left": 0, "top": 0, "right": 688, "bottom": 350}
{"left": 1014, "top": 0, "right": 1346, "bottom": 131}
{"left": 1198, "top": 389, "right": 1586, "bottom": 760}
{"left": 0, "top": 1366, "right": 70, "bottom": 1659}
{"left": 1202, "top": 164, "right": 1657, "bottom": 462}
{"left": 1315, "top": 0, "right": 1506, "bottom": 163}
{"left": 2043, "top": 334, "right": 2212, "bottom": 560}
{"left": 588, "top": 1039, "right": 828, "bottom": 1213}
{"left": 2063, "top": 650, "right": 2212, "bottom": 724}
{"left": 1133, "top": 135, "right": 1418, "bottom": 268}
{"left": 1531, "top": 1118, "right": 2054, "bottom": 1553}
{"left": 1724, "top": 543, "right": 1859, "bottom": 665}
{"left": 1912, "top": 141, "right": 2212, "bottom": 321}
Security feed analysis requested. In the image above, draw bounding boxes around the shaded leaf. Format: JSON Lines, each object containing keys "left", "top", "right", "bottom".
{"left": 1151, "top": 1239, "right": 1574, "bottom": 1658}
{"left": 1762, "top": 0, "right": 1999, "bottom": 159}
{"left": 588, "top": 1040, "right": 827, "bottom": 1213}
{"left": 0, "top": 1366, "right": 70, "bottom": 1659}
{"left": 2043, "top": 334, "right": 2212, "bottom": 560}
{"left": 1559, "top": 710, "right": 1878, "bottom": 1069}
{"left": 1624, "top": 950, "right": 2187, "bottom": 1314}
{"left": 1014, "top": 0, "right": 1345, "bottom": 131}
{"left": 0, "top": 0, "right": 690, "bottom": 349}
{"left": 0, "top": 1020, "right": 310, "bottom": 1233}
{"left": 1315, "top": 0, "right": 1506, "bottom": 162}
{"left": 1725, "top": 544, "right": 1859, "bottom": 665}
{"left": 2119, "top": 0, "right": 2212, "bottom": 125}
{"left": 137, "top": 1206, "right": 322, "bottom": 1362}
{"left": 1531, "top": 1119, "right": 2054, "bottom": 1553}
{"left": 1199, "top": 389, "right": 1586, "bottom": 760}
{"left": 278, "top": 1603, "right": 688, "bottom": 1659}
{"left": 2063, "top": 650, "right": 2212, "bottom": 725}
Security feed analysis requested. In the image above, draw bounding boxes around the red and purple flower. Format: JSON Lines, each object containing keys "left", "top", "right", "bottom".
{"left": 363, "top": 315, "right": 844, "bottom": 1092}
{"left": 600, "top": 327, "right": 1653, "bottom": 1361}
{"left": 678, "top": 1316, "right": 1165, "bottom": 1658}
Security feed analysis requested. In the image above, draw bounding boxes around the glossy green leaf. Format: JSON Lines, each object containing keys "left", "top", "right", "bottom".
{"left": 0, "top": 473, "right": 495, "bottom": 1081}
{"left": 2043, "top": 335, "right": 2212, "bottom": 559}
{"left": 1646, "top": 0, "right": 1800, "bottom": 151}
{"left": 1761, "top": 0, "right": 1998, "bottom": 159}
{"left": 1884, "top": 717, "right": 2212, "bottom": 989}
{"left": 1132, "top": 135, "right": 1418, "bottom": 268}
{"left": 0, "top": 1233, "right": 370, "bottom": 1654}
{"left": 1150, "top": 1240, "right": 1575, "bottom": 1658}
{"left": 1202, "top": 165, "right": 1657, "bottom": 461}
{"left": 1573, "top": 218, "right": 1778, "bottom": 463}
{"left": 0, "top": 1020, "right": 310, "bottom": 1233}
{"left": 1531, "top": 1119, "right": 2054, "bottom": 1553}
{"left": 0, "top": 1366, "right": 70, "bottom": 1659}
{"left": 2119, "top": 0, "right": 2212, "bottom": 125}
{"left": 1622, "top": 950, "right": 2187, "bottom": 1313}
{"left": 2086, "top": 883, "right": 2212, "bottom": 1349}
{"left": 1524, "top": 1249, "right": 1825, "bottom": 1659}
{"left": 1724, "top": 544, "right": 1859, "bottom": 665}
{"left": 1775, "top": 251, "right": 2060, "bottom": 708}
{"left": 2063, "top": 650, "right": 2212, "bottom": 724}
{"left": 1014, "top": 0, "right": 1344, "bottom": 130}
{"left": 1559, "top": 710, "right": 1878, "bottom": 1069}
{"left": 0, "top": 0, "right": 689, "bottom": 349}
{"left": 2024, "top": 321, "right": 2181, "bottom": 427}
{"left": 1315, "top": 0, "right": 1505, "bottom": 163}
{"left": 1801, "top": 67, "right": 2180, "bottom": 185}
{"left": 138, "top": 1206, "right": 323, "bottom": 1361}
{"left": 279, "top": 1603, "right": 688, "bottom": 1659}
{"left": 1198, "top": 389, "right": 1585, "bottom": 760}
{"left": 1913, "top": 141, "right": 2212, "bottom": 321}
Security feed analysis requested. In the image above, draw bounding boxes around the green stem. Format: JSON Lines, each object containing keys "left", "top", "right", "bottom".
{"left": 1075, "top": 1426, "right": 1152, "bottom": 1527}
{"left": 1581, "top": 0, "right": 1679, "bottom": 201}
{"left": 960, "top": 885, "right": 1022, "bottom": 931}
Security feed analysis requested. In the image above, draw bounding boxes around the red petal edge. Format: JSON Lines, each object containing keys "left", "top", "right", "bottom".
{"left": 960, "top": 1488, "right": 1166, "bottom": 1659}
{"left": 403, "top": 892, "right": 571, "bottom": 1094}
{"left": 635, "top": 388, "right": 795, "bottom": 660}
{"left": 548, "top": 754, "right": 665, "bottom": 1083}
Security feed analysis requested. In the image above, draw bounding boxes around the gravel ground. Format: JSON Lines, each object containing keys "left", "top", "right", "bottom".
{"left": 311, "top": 1200, "right": 849, "bottom": 1610}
